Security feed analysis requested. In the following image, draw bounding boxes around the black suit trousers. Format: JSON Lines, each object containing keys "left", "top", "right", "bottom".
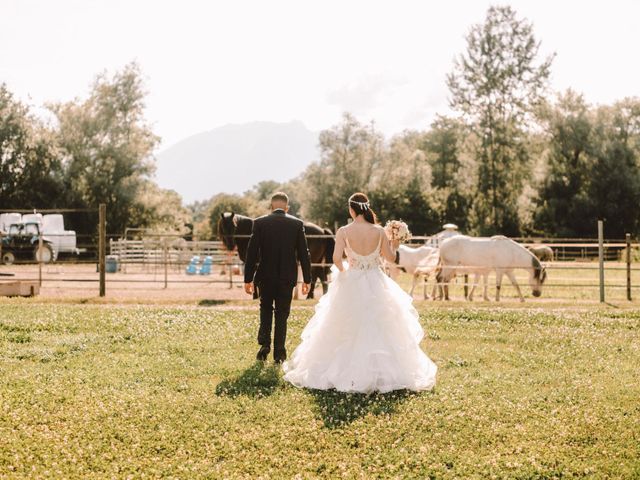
{"left": 257, "top": 280, "right": 294, "bottom": 355}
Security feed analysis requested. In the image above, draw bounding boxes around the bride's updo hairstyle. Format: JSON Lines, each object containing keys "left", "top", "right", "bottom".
{"left": 349, "top": 192, "right": 378, "bottom": 224}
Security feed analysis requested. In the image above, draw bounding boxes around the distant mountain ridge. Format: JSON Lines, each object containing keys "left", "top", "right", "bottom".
{"left": 154, "top": 120, "right": 319, "bottom": 204}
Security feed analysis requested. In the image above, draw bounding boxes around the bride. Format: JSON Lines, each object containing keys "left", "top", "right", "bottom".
{"left": 283, "top": 192, "right": 437, "bottom": 393}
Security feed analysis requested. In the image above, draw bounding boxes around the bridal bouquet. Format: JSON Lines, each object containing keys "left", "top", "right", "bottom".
{"left": 384, "top": 220, "right": 412, "bottom": 243}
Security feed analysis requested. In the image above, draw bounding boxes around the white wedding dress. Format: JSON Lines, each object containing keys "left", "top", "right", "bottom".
{"left": 283, "top": 235, "right": 437, "bottom": 393}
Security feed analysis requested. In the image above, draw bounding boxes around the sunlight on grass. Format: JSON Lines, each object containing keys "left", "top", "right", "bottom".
{"left": 1, "top": 302, "right": 639, "bottom": 477}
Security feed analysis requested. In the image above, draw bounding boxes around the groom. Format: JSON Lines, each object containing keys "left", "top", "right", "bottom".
{"left": 244, "top": 192, "right": 311, "bottom": 363}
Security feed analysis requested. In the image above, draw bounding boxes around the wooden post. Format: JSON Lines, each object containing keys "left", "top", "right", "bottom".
{"left": 463, "top": 274, "right": 469, "bottom": 299}
{"left": 99, "top": 204, "right": 106, "bottom": 297}
{"left": 163, "top": 242, "right": 168, "bottom": 289}
{"left": 626, "top": 233, "right": 632, "bottom": 301}
{"left": 598, "top": 220, "right": 604, "bottom": 303}
{"left": 38, "top": 227, "right": 43, "bottom": 288}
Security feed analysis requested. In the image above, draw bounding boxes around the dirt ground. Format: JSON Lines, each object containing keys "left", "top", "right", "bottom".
{"left": 0, "top": 263, "right": 333, "bottom": 303}
{"left": 1, "top": 261, "right": 638, "bottom": 306}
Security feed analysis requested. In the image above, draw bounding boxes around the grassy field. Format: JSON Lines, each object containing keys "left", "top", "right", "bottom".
{"left": 1, "top": 300, "right": 639, "bottom": 478}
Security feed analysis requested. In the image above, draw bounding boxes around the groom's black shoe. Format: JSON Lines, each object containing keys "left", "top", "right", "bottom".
{"left": 274, "top": 350, "right": 287, "bottom": 364}
{"left": 256, "top": 346, "right": 270, "bottom": 362}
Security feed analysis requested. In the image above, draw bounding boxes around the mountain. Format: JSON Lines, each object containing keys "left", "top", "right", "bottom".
{"left": 154, "top": 120, "right": 319, "bottom": 204}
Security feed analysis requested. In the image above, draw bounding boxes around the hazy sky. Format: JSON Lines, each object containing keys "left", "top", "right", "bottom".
{"left": 2, "top": 0, "right": 639, "bottom": 150}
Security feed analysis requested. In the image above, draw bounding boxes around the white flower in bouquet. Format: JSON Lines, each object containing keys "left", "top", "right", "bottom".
{"left": 384, "top": 220, "right": 412, "bottom": 243}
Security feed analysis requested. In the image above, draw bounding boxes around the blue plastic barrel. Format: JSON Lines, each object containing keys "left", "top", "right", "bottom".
{"left": 105, "top": 255, "right": 118, "bottom": 273}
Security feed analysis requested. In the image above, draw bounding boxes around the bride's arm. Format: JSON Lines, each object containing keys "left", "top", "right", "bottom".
{"left": 332, "top": 227, "right": 346, "bottom": 272}
{"left": 380, "top": 228, "right": 400, "bottom": 263}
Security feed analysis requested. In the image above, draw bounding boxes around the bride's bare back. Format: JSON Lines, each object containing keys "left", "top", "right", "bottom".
{"left": 333, "top": 218, "right": 396, "bottom": 270}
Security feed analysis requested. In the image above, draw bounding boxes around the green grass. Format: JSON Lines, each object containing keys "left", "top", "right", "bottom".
{"left": 1, "top": 301, "right": 639, "bottom": 478}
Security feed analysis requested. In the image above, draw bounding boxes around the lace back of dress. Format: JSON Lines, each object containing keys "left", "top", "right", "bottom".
{"left": 345, "top": 234, "right": 382, "bottom": 271}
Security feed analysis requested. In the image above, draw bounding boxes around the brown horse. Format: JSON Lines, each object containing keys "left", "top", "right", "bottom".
{"left": 217, "top": 213, "right": 334, "bottom": 299}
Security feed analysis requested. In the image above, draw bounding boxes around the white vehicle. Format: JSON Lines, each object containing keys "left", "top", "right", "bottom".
{"left": 41, "top": 214, "right": 80, "bottom": 256}
{"left": 0, "top": 213, "right": 21, "bottom": 234}
{"left": 0, "top": 212, "right": 80, "bottom": 257}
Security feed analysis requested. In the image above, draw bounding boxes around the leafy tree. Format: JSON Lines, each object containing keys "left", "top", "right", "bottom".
{"left": 585, "top": 100, "right": 640, "bottom": 237}
{"left": 0, "top": 84, "right": 64, "bottom": 208}
{"left": 50, "top": 63, "right": 159, "bottom": 235}
{"left": 423, "top": 115, "right": 462, "bottom": 189}
{"left": 421, "top": 116, "right": 472, "bottom": 231}
{"left": 534, "top": 91, "right": 593, "bottom": 236}
{"left": 242, "top": 179, "right": 304, "bottom": 218}
{"left": 302, "top": 113, "right": 384, "bottom": 227}
{"left": 369, "top": 130, "right": 439, "bottom": 234}
{"left": 131, "top": 181, "right": 191, "bottom": 234}
{"left": 447, "top": 5, "right": 554, "bottom": 235}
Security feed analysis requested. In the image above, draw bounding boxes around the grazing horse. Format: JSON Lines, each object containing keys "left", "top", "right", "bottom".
{"left": 386, "top": 244, "right": 439, "bottom": 299}
{"left": 436, "top": 235, "right": 547, "bottom": 302}
{"left": 217, "top": 213, "right": 334, "bottom": 299}
{"left": 386, "top": 245, "right": 438, "bottom": 279}
{"left": 409, "top": 249, "right": 440, "bottom": 299}
{"left": 527, "top": 245, "right": 554, "bottom": 262}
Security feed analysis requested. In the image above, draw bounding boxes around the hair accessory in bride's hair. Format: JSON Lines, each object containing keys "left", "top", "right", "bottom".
{"left": 350, "top": 200, "right": 370, "bottom": 211}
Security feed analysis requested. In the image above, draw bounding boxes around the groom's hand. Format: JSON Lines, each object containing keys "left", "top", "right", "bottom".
{"left": 244, "top": 282, "right": 254, "bottom": 295}
{"left": 301, "top": 283, "right": 310, "bottom": 296}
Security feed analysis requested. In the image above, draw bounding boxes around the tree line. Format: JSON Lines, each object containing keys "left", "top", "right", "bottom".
{"left": 203, "top": 6, "right": 640, "bottom": 240}
{"left": 0, "top": 64, "right": 189, "bottom": 237}
{"left": 2, "top": 6, "right": 639, "bottom": 240}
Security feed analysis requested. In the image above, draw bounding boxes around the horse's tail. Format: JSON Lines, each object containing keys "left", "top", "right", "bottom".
{"left": 323, "top": 228, "right": 335, "bottom": 266}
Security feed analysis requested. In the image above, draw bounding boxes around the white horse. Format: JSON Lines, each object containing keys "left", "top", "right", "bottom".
{"left": 409, "top": 250, "right": 441, "bottom": 299}
{"left": 436, "top": 235, "right": 547, "bottom": 302}
{"left": 386, "top": 244, "right": 438, "bottom": 298}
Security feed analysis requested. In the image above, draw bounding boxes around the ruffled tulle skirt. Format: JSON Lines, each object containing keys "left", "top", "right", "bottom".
{"left": 283, "top": 265, "right": 437, "bottom": 393}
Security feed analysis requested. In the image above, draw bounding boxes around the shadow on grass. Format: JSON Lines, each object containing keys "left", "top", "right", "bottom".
{"left": 198, "top": 299, "right": 228, "bottom": 307}
{"left": 308, "top": 389, "right": 418, "bottom": 429}
{"left": 215, "top": 362, "right": 281, "bottom": 398}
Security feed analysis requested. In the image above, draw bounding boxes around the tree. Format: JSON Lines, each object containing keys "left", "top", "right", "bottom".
{"left": 447, "top": 5, "right": 554, "bottom": 235}
{"left": 534, "top": 94, "right": 640, "bottom": 238}
{"left": 421, "top": 116, "right": 472, "bottom": 231}
{"left": 302, "top": 113, "right": 384, "bottom": 227}
{"left": 585, "top": 100, "right": 640, "bottom": 237}
{"left": 50, "top": 63, "right": 159, "bottom": 235}
{"left": 130, "top": 181, "right": 191, "bottom": 234}
{"left": 534, "top": 91, "right": 594, "bottom": 236}
{"left": 368, "top": 130, "right": 439, "bottom": 234}
{"left": 423, "top": 115, "right": 462, "bottom": 189}
{"left": 0, "top": 84, "right": 64, "bottom": 208}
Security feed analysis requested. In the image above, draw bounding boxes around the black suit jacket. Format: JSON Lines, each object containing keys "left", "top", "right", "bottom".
{"left": 244, "top": 210, "right": 312, "bottom": 286}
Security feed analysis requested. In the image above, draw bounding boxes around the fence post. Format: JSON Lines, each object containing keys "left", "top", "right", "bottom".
{"left": 463, "top": 274, "right": 468, "bottom": 299}
{"left": 626, "top": 233, "right": 632, "bottom": 301}
{"left": 38, "top": 226, "right": 43, "bottom": 288}
{"left": 99, "top": 204, "right": 106, "bottom": 297}
{"left": 598, "top": 220, "right": 604, "bottom": 303}
{"left": 163, "top": 242, "right": 168, "bottom": 289}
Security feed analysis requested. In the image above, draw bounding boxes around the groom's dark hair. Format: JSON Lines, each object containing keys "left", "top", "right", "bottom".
{"left": 271, "top": 192, "right": 289, "bottom": 204}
